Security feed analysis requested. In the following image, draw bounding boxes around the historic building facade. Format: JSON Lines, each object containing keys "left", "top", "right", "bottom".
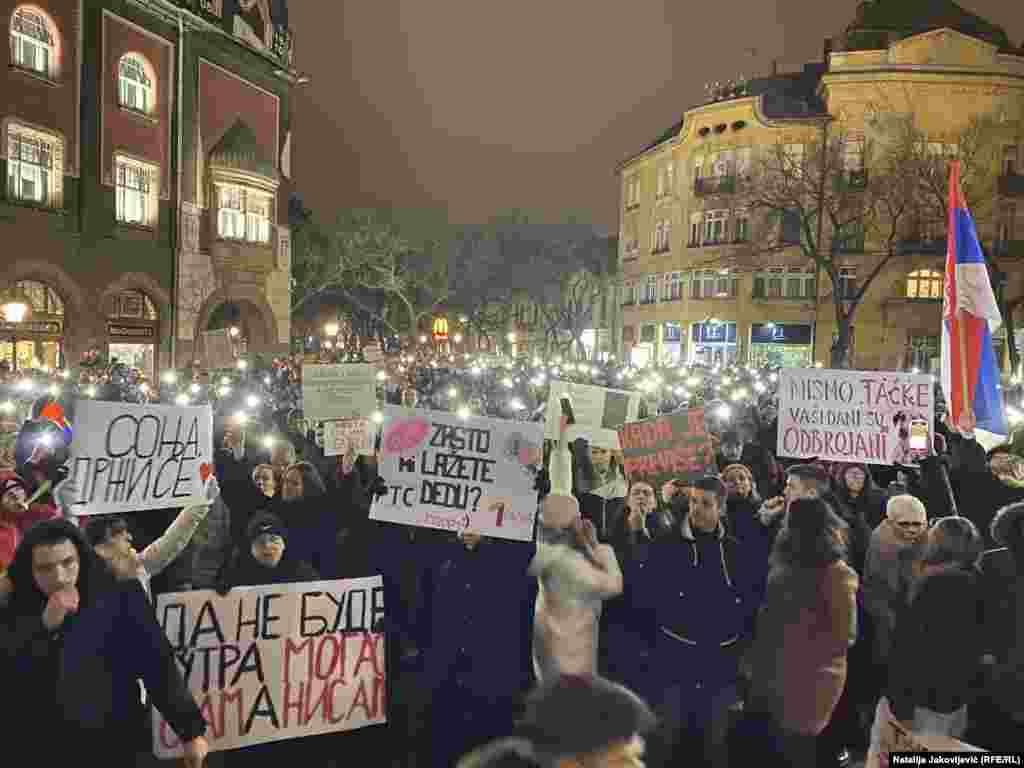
{"left": 616, "top": 3, "right": 1024, "bottom": 371}
{"left": 0, "top": 0, "right": 302, "bottom": 376}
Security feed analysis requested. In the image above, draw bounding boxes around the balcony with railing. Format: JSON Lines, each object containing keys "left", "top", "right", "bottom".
{"left": 694, "top": 175, "right": 737, "bottom": 196}
{"left": 897, "top": 237, "right": 945, "bottom": 255}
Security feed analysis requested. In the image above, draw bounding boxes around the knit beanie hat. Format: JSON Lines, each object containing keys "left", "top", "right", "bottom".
{"left": 886, "top": 494, "right": 927, "bottom": 525}
{"left": 457, "top": 675, "right": 656, "bottom": 767}
{"left": 246, "top": 513, "right": 288, "bottom": 545}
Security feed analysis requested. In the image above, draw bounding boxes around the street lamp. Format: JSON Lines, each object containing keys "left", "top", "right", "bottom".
{"left": 324, "top": 322, "right": 339, "bottom": 338}
{"left": 229, "top": 326, "right": 240, "bottom": 338}
{"left": 0, "top": 286, "right": 30, "bottom": 324}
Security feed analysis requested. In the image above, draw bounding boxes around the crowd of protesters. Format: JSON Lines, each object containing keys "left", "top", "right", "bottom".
{"left": 0, "top": 354, "right": 1022, "bottom": 767}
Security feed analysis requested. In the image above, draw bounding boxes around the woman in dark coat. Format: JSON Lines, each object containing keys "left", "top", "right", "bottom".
{"left": 217, "top": 513, "right": 319, "bottom": 767}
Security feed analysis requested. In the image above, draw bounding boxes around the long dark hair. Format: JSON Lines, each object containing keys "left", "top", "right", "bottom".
{"left": 6, "top": 518, "right": 110, "bottom": 614}
{"left": 284, "top": 461, "right": 326, "bottom": 499}
{"left": 772, "top": 497, "right": 848, "bottom": 569}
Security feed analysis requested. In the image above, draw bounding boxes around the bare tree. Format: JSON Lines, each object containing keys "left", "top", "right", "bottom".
{"left": 727, "top": 126, "right": 917, "bottom": 367}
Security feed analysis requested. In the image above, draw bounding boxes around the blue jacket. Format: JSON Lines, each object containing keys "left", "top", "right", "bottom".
{"left": 623, "top": 517, "right": 762, "bottom": 694}
{"left": 417, "top": 537, "right": 536, "bottom": 700}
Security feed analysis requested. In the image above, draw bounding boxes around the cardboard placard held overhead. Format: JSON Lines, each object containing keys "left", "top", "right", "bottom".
{"left": 301, "top": 364, "right": 376, "bottom": 422}
{"left": 777, "top": 368, "right": 935, "bottom": 466}
{"left": 323, "top": 418, "right": 375, "bottom": 457}
{"left": 67, "top": 400, "right": 213, "bottom": 516}
{"left": 618, "top": 408, "right": 715, "bottom": 487}
{"left": 370, "top": 406, "right": 543, "bottom": 542}
{"left": 545, "top": 380, "right": 642, "bottom": 450}
{"left": 152, "top": 577, "right": 386, "bottom": 757}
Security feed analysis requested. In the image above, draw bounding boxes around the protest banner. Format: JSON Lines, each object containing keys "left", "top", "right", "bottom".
{"left": 777, "top": 368, "right": 935, "bottom": 466}
{"left": 323, "top": 419, "right": 375, "bottom": 457}
{"left": 618, "top": 409, "right": 715, "bottom": 488}
{"left": 153, "top": 577, "right": 386, "bottom": 757}
{"left": 370, "top": 406, "right": 542, "bottom": 542}
{"left": 545, "top": 380, "right": 641, "bottom": 450}
{"left": 301, "top": 364, "right": 376, "bottom": 422}
{"left": 201, "top": 329, "right": 234, "bottom": 369}
{"left": 68, "top": 400, "right": 213, "bottom": 516}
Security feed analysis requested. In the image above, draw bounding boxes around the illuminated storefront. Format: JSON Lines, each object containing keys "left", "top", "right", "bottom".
{"left": 748, "top": 323, "right": 813, "bottom": 367}
{"left": 690, "top": 321, "right": 737, "bottom": 365}
{"left": 106, "top": 290, "right": 159, "bottom": 380}
{"left": 0, "top": 280, "right": 65, "bottom": 371}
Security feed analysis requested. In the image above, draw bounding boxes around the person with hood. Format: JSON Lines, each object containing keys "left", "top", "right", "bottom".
{"left": 456, "top": 674, "right": 656, "bottom": 768}
{"left": 623, "top": 474, "right": 762, "bottom": 768}
{"left": 530, "top": 415, "right": 623, "bottom": 681}
{"left": 0, "top": 519, "right": 207, "bottom": 766}
{"left": 836, "top": 463, "right": 887, "bottom": 532}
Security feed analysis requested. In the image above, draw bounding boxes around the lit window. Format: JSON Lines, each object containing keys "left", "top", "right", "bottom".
{"left": 118, "top": 54, "right": 153, "bottom": 114}
{"left": 906, "top": 269, "right": 943, "bottom": 300}
{"left": 10, "top": 7, "right": 54, "bottom": 77}
{"left": 115, "top": 157, "right": 157, "bottom": 226}
{"left": 703, "top": 210, "right": 727, "bottom": 244}
{"left": 217, "top": 185, "right": 272, "bottom": 243}
{"left": 733, "top": 209, "right": 749, "bottom": 242}
{"left": 7, "top": 128, "right": 51, "bottom": 204}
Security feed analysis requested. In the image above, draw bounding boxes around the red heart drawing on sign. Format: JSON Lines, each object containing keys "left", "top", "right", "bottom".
{"left": 199, "top": 463, "right": 213, "bottom": 482}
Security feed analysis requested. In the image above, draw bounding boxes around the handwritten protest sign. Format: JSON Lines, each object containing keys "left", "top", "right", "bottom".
{"left": 68, "top": 400, "right": 213, "bottom": 516}
{"left": 777, "top": 369, "right": 934, "bottom": 466}
{"left": 619, "top": 409, "right": 715, "bottom": 487}
{"left": 153, "top": 577, "right": 386, "bottom": 757}
{"left": 323, "top": 419, "right": 374, "bottom": 457}
{"left": 545, "top": 380, "right": 641, "bottom": 450}
{"left": 301, "top": 364, "right": 376, "bottom": 422}
{"left": 370, "top": 406, "right": 542, "bottom": 542}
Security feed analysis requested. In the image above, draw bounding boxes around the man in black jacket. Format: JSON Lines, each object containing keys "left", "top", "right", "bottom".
{"left": 0, "top": 519, "right": 207, "bottom": 766}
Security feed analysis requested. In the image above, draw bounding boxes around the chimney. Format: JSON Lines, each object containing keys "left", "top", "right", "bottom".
{"left": 823, "top": 36, "right": 832, "bottom": 62}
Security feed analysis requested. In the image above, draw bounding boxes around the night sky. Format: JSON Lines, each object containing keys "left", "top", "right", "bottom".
{"left": 289, "top": 1, "right": 1024, "bottom": 233}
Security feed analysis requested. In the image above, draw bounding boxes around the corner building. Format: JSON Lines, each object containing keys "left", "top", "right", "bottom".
{"left": 617, "top": 1, "right": 1024, "bottom": 371}
{"left": 1, "top": 0, "right": 300, "bottom": 376}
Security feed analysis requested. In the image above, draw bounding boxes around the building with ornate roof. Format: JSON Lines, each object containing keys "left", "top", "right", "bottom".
{"left": 0, "top": 0, "right": 307, "bottom": 375}
{"left": 616, "top": 2, "right": 1024, "bottom": 372}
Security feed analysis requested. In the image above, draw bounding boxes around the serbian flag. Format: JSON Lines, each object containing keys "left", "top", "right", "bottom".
{"left": 940, "top": 160, "right": 1008, "bottom": 436}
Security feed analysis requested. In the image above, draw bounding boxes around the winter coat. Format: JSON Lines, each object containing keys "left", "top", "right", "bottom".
{"left": 623, "top": 517, "right": 762, "bottom": 702}
{"left": 950, "top": 438, "right": 1024, "bottom": 549}
{"left": 887, "top": 565, "right": 985, "bottom": 720}
{"left": 568, "top": 438, "right": 627, "bottom": 543}
{"left": 418, "top": 537, "right": 535, "bottom": 697}
{"left": 979, "top": 547, "right": 1018, "bottom": 665}
{"left": 825, "top": 489, "right": 872, "bottom": 576}
{"left": 0, "top": 563, "right": 204, "bottom": 759}
{"left": 836, "top": 463, "right": 888, "bottom": 531}
{"left": 530, "top": 436, "right": 623, "bottom": 681}
{"left": 863, "top": 522, "right": 925, "bottom": 661}
{"left": 747, "top": 559, "right": 859, "bottom": 735}
{"left": 217, "top": 549, "right": 320, "bottom": 766}
{"left": 134, "top": 503, "right": 209, "bottom": 600}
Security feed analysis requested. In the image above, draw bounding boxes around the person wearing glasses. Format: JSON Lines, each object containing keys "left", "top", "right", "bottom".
{"left": 863, "top": 495, "right": 929, "bottom": 670}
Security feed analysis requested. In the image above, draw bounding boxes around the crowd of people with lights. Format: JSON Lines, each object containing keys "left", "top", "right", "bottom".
{"left": 0, "top": 333, "right": 1023, "bottom": 768}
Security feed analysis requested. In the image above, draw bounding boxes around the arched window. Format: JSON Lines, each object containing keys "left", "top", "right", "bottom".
{"left": 906, "top": 269, "right": 943, "bottom": 300}
{"left": 118, "top": 53, "right": 154, "bottom": 114}
{"left": 105, "top": 289, "right": 157, "bottom": 320}
{"left": 15, "top": 279, "right": 63, "bottom": 315}
{"left": 10, "top": 6, "right": 55, "bottom": 76}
